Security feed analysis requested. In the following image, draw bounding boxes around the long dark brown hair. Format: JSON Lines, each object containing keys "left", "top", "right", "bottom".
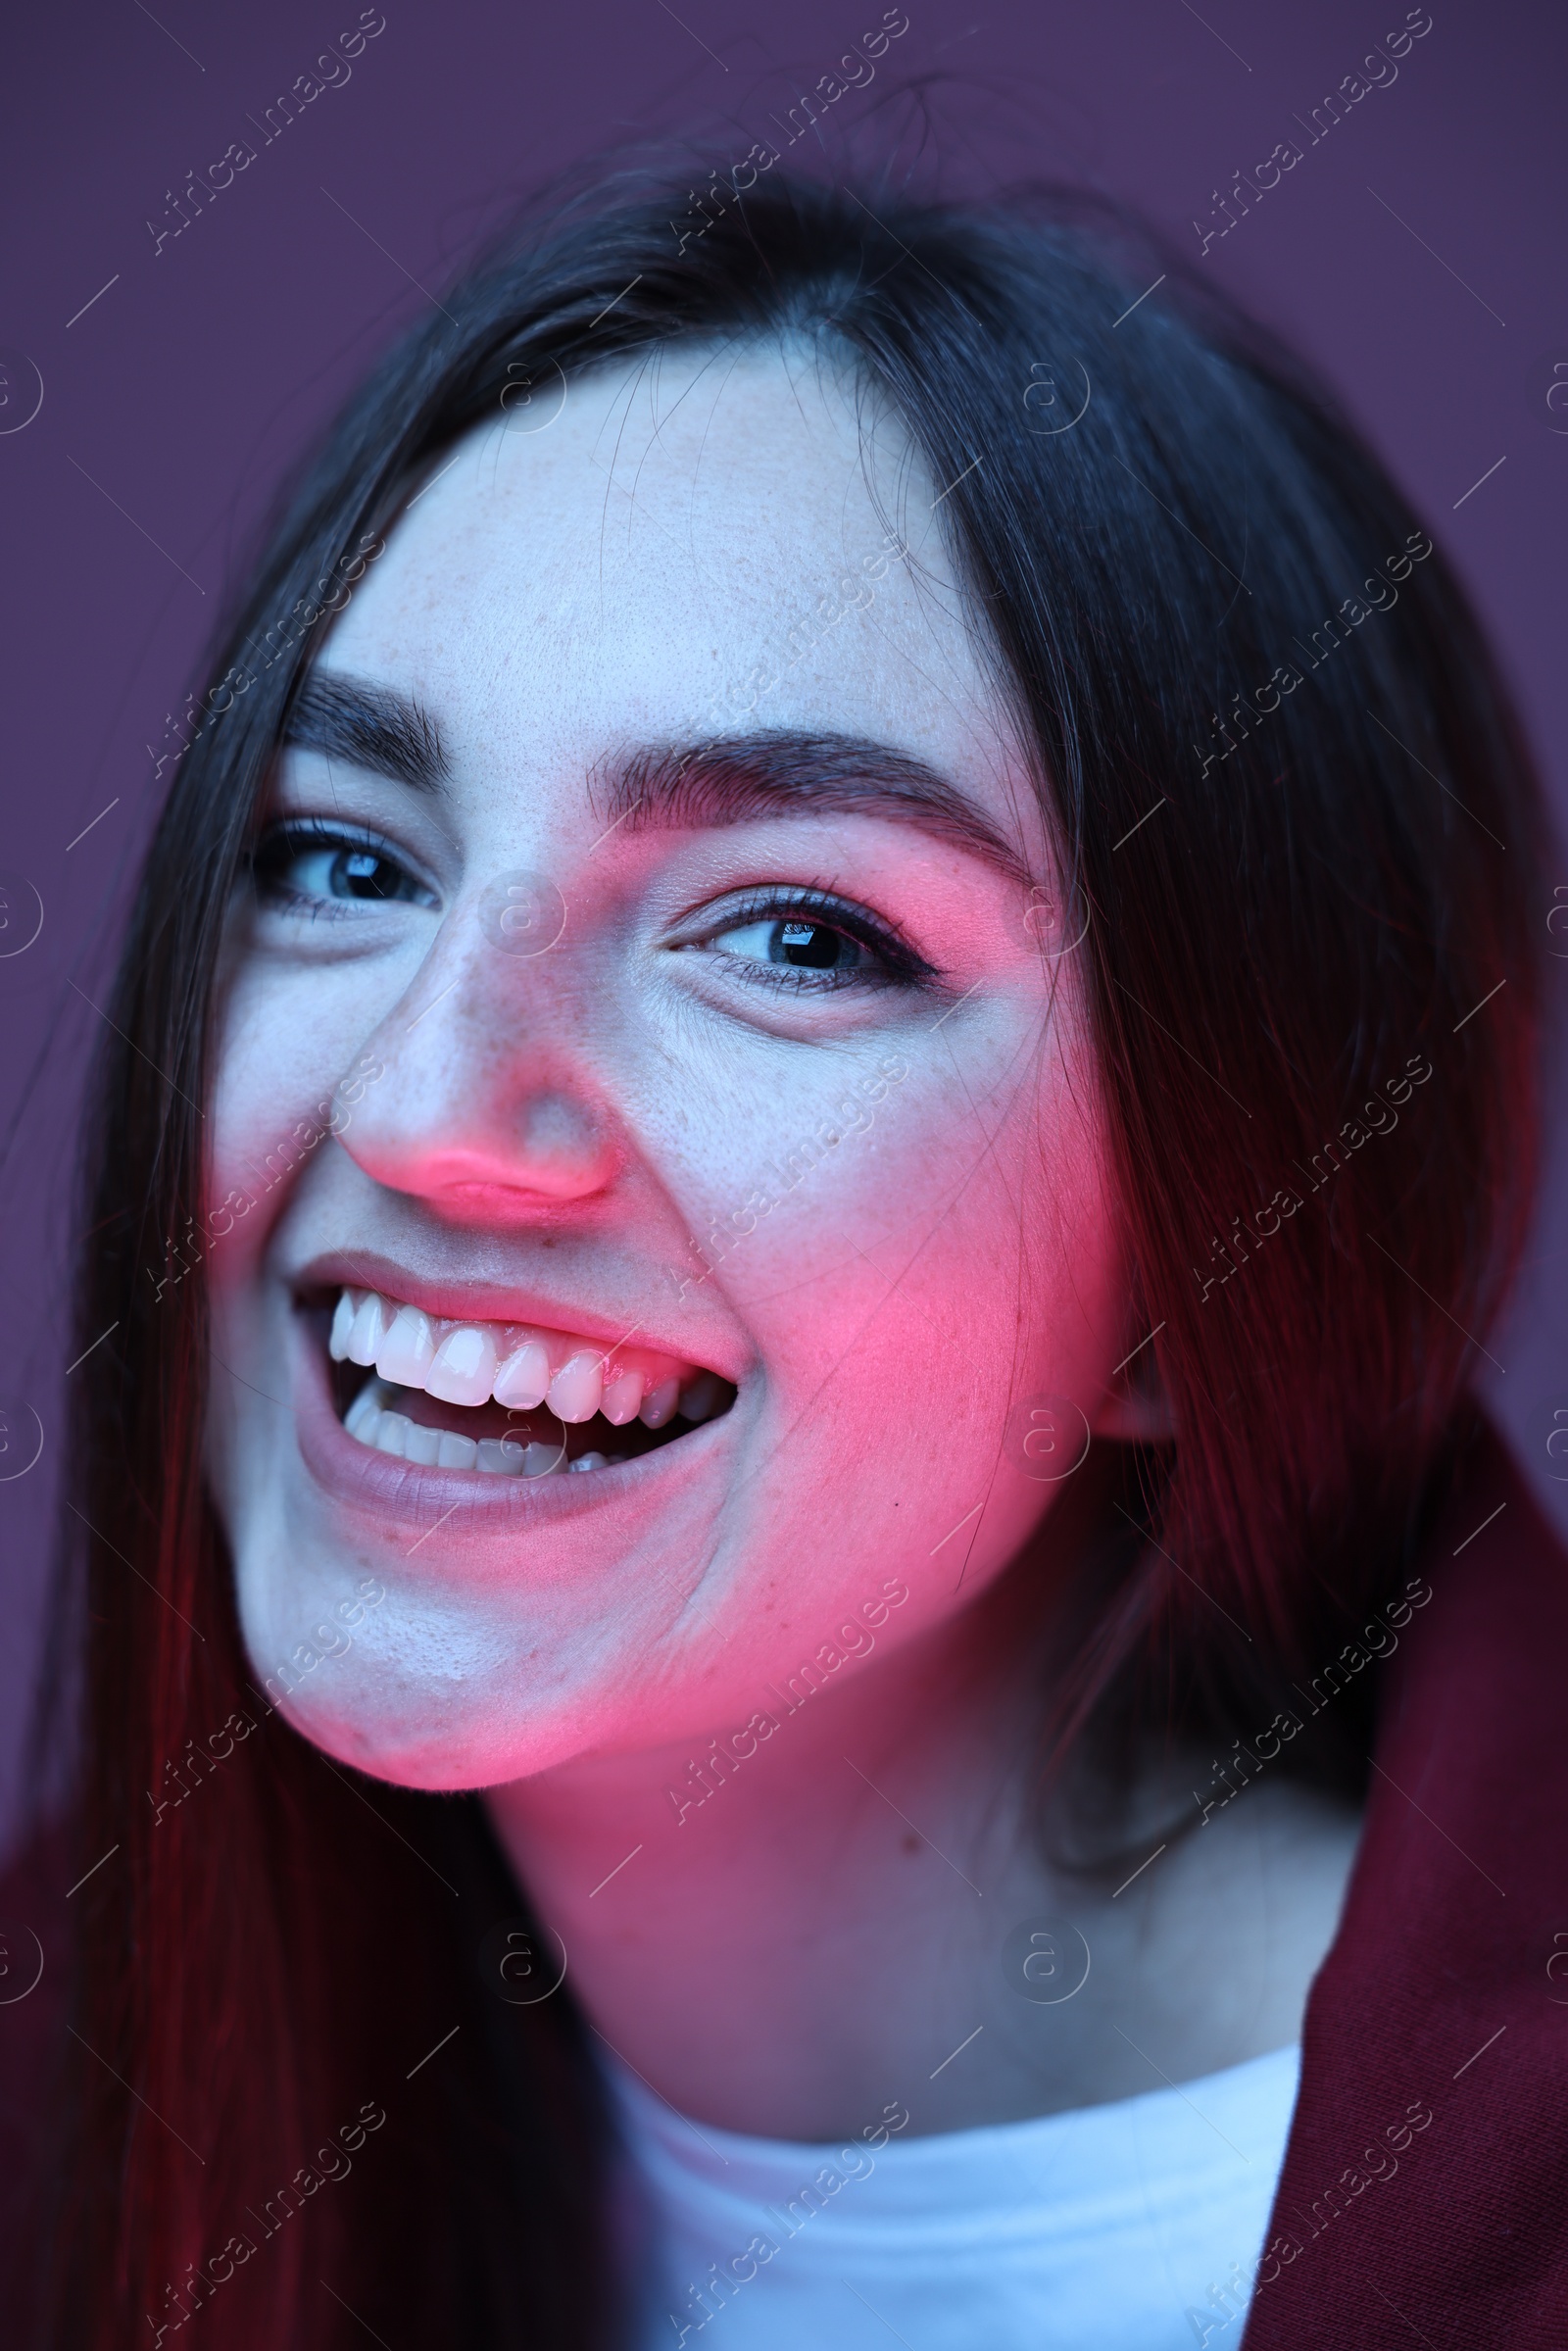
{"left": 32, "top": 166, "right": 1544, "bottom": 2346}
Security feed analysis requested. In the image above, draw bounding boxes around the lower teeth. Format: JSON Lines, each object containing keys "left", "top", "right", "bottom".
{"left": 343, "top": 1377, "right": 625, "bottom": 1476}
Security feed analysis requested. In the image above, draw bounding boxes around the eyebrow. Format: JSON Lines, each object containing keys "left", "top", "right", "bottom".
{"left": 600, "top": 733, "right": 1030, "bottom": 882}
{"left": 283, "top": 670, "right": 449, "bottom": 793}
{"left": 283, "top": 678, "right": 1028, "bottom": 883}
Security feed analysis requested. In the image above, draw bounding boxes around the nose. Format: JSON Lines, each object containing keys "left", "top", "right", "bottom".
{"left": 337, "top": 892, "right": 621, "bottom": 1216}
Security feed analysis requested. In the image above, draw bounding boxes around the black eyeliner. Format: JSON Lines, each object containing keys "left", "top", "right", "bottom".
{"left": 701, "top": 884, "right": 939, "bottom": 987}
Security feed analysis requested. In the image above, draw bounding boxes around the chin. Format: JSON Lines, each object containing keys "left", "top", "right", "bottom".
{"left": 255, "top": 1666, "right": 559, "bottom": 1792}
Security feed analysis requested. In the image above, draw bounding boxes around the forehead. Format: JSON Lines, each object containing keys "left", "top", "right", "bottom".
{"left": 321, "top": 340, "right": 1034, "bottom": 834}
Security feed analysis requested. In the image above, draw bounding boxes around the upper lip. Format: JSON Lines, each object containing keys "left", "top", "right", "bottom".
{"left": 288, "top": 1247, "right": 732, "bottom": 1376}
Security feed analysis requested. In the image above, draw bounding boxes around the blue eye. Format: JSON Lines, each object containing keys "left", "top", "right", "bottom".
{"left": 690, "top": 890, "right": 935, "bottom": 993}
{"left": 711, "top": 916, "right": 870, "bottom": 973}
{"left": 251, "top": 823, "right": 434, "bottom": 910}
{"left": 327, "top": 847, "right": 414, "bottom": 901}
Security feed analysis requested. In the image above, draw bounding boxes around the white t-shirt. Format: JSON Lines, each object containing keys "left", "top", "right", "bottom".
{"left": 601, "top": 2042, "right": 1299, "bottom": 2350}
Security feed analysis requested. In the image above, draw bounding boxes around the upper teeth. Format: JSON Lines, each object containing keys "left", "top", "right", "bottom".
{"left": 328, "top": 1286, "right": 725, "bottom": 1430}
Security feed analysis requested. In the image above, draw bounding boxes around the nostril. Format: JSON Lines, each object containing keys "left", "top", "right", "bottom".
{"left": 334, "top": 1039, "right": 619, "bottom": 1209}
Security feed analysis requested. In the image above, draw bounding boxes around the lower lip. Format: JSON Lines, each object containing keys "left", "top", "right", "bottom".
{"left": 291, "top": 1316, "right": 724, "bottom": 1536}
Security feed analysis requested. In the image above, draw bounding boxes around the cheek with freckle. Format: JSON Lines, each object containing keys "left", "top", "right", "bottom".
{"left": 664, "top": 1036, "right": 1114, "bottom": 1512}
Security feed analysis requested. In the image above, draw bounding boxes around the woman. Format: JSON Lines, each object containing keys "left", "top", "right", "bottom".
{"left": 9, "top": 170, "right": 1563, "bottom": 2348}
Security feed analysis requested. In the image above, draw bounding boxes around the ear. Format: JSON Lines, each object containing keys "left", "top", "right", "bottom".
{"left": 1093, "top": 1323, "right": 1176, "bottom": 1445}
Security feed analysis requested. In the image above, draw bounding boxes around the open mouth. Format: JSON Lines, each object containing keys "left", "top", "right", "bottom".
{"left": 322, "top": 1285, "right": 734, "bottom": 1479}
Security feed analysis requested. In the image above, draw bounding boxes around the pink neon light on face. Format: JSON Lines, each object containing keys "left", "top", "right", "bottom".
{"left": 203, "top": 344, "right": 1143, "bottom": 1791}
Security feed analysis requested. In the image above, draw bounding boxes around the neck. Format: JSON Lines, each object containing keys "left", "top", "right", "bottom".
{"left": 485, "top": 1466, "right": 1363, "bottom": 2140}
{"left": 485, "top": 1478, "right": 1133, "bottom": 2139}
{"left": 486, "top": 1457, "right": 1363, "bottom": 2143}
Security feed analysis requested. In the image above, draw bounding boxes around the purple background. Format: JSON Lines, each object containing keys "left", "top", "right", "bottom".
{"left": 3, "top": 0, "right": 1565, "bottom": 1852}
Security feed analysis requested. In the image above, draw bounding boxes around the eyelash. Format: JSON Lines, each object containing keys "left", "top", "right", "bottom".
{"left": 247, "top": 819, "right": 432, "bottom": 917}
{"left": 246, "top": 825, "right": 935, "bottom": 994}
{"left": 687, "top": 887, "right": 936, "bottom": 994}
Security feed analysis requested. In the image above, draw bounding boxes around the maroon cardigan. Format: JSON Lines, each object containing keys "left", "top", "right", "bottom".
{"left": 1241, "top": 1417, "right": 1568, "bottom": 2347}
{"left": 4, "top": 1418, "right": 1564, "bottom": 2344}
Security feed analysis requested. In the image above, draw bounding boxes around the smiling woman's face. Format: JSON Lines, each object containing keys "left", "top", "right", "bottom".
{"left": 204, "top": 341, "right": 1137, "bottom": 1789}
